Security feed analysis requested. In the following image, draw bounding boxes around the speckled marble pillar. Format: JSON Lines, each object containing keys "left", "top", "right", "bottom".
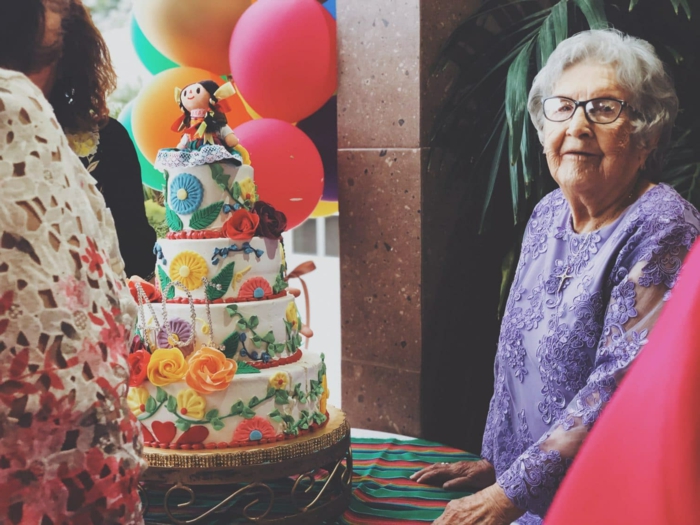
{"left": 337, "top": 0, "right": 484, "bottom": 441}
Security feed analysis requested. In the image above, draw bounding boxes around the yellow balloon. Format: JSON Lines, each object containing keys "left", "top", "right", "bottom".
{"left": 310, "top": 200, "right": 339, "bottom": 218}
{"left": 133, "top": 0, "right": 251, "bottom": 74}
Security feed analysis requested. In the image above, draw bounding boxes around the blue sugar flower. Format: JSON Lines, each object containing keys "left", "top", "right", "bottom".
{"left": 169, "top": 173, "right": 203, "bottom": 214}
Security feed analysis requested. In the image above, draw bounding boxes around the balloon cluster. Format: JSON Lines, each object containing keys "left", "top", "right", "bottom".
{"left": 126, "top": 0, "right": 339, "bottom": 228}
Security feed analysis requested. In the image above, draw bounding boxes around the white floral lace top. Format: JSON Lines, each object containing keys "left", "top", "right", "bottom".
{"left": 0, "top": 69, "right": 144, "bottom": 524}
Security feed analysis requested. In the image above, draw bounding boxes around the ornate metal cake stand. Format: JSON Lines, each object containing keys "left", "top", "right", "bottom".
{"left": 140, "top": 406, "right": 352, "bottom": 524}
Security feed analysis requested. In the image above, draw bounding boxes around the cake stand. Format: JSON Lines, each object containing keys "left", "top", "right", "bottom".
{"left": 140, "top": 406, "right": 352, "bottom": 524}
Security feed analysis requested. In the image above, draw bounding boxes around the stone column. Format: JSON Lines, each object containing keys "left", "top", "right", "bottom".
{"left": 337, "top": 0, "right": 505, "bottom": 451}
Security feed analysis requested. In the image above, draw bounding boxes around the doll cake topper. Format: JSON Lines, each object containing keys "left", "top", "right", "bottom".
{"left": 171, "top": 79, "right": 250, "bottom": 164}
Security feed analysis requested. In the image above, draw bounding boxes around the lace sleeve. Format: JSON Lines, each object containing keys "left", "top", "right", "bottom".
{"left": 496, "top": 221, "right": 698, "bottom": 517}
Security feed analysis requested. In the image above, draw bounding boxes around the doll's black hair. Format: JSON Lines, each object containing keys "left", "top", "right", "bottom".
{"left": 179, "top": 79, "right": 228, "bottom": 131}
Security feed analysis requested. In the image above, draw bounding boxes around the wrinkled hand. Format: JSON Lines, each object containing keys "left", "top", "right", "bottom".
{"left": 411, "top": 459, "right": 496, "bottom": 491}
{"left": 432, "top": 484, "right": 525, "bottom": 525}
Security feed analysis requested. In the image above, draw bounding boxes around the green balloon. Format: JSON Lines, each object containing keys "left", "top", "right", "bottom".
{"left": 118, "top": 101, "right": 166, "bottom": 190}
{"left": 131, "top": 14, "right": 179, "bottom": 75}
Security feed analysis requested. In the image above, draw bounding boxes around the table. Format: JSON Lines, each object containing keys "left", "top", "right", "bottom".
{"left": 143, "top": 427, "right": 478, "bottom": 524}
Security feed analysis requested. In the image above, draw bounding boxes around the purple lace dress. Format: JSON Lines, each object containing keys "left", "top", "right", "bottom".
{"left": 481, "top": 184, "right": 700, "bottom": 524}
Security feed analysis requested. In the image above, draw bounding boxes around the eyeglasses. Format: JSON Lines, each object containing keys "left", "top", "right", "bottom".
{"left": 543, "top": 96, "right": 631, "bottom": 124}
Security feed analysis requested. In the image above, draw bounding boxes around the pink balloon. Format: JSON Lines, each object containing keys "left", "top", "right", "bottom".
{"left": 234, "top": 119, "right": 324, "bottom": 230}
{"left": 230, "top": 0, "right": 337, "bottom": 123}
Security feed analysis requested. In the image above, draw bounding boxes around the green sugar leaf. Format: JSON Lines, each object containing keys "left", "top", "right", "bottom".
{"left": 166, "top": 207, "right": 183, "bottom": 232}
{"left": 155, "top": 387, "right": 168, "bottom": 403}
{"left": 210, "top": 163, "right": 231, "bottom": 195}
{"left": 262, "top": 331, "right": 275, "bottom": 344}
{"left": 222, "top": 331, "right": 240, "bottom": 359}
{"left": 242, "top": 407, "right": 256, "bottom": 420}
{"left": 166, "top": 396, "right": 178, "bottom": 413}
{"left": 175, "top": 419, "right": 191, "bottom": 432}
{"left": 206, "top": 261, "right": 235, "bottom": 301}
{"left": 189, "top": 200, "right": 224, "bottom": 230}
{"left": 227, "top": 304, "right": 239, "bottom": 315}
{"left": 275, "top": 390, "right": 290, "bottom": 405}
{"left": 145, "top": 396, "right": 157, "bottom": 414}
{"left": 248, "top": 396, "right": 260, "bottom": 409}
{"left": 157, "top": 266, "right": 175, "bottom": 300}
{"left": 205, "top": 409, "right": 220, "bottom": 420}
{"left": 211, "top": 418, "right": 225, "bottom": 431}
{"left": 249, "top": 316, "right": 259, "bottom": 329}
{"left": 230, "top": 400, "right": 245, "bottom": 416}
{"left": 235, "top": 361, "right": 261, "bottom": 374}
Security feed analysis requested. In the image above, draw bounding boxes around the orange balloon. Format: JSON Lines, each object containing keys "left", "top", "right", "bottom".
{"left": 133, "top": 0, "right": 251, "bottom": 74}
{"left": 132, "top": 67, "right": 251, "bottom": 163}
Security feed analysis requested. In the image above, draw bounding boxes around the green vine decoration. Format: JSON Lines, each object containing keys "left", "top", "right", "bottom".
{"left": 273, "top": 265, "right": 289, "bottom": 294}
{"left": 223, "top": 304, "right": 287, "bottom": 359}
{"left": 210, "top": 164, "right": 257, "bottom": 211}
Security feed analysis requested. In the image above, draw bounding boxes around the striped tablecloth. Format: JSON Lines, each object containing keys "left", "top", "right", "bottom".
{"left": 341, "top": 437, "right": 477, "bottom": 524}
{"left": 143, "top": 437, "right": 477, "bottom": 524}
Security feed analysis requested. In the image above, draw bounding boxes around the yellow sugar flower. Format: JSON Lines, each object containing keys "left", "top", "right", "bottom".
{"left": 320, "top": 374, "right": 329, "bottom": 415}
{"left": 269, "top": 371, "right": 290, "bottom": 391}
{"left": 169, "top": 250, "right": 208, "bottom": 291}
{"left": 285, "top": 301, "right": 300, "bottom": 331}
{"left": 147, "top": 348, "right": 188, "bottom": 386}
{"left": 238, "top": 177, "right": 258, "bottom": 203}
{"left": 127, "top": 386, "right": 150, "bottom": 417}
{"left": 176, "top": 388, "right": 206, "bottom": 419}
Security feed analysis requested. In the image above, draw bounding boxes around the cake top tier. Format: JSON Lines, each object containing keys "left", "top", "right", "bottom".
{"left": 153, "top": 78, "right": 288, "bottom": 241}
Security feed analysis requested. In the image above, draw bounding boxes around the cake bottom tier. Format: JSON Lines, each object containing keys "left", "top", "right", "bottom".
{"left": 130, "top": 352, "right": 329, "bottom": 450}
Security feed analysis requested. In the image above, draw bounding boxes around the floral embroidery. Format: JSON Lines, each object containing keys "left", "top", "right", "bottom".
{"left": 169, "top": 173, "right": 204, "bottom": 214}
{"left": 81, "top": 237, "right": 105, "bottom": 277}
{"left": 169, "top": 250, "right": 208, "bottom": 291}
{"left": 481, "top": 185, "right": 700, "bottom": 522}
{"left": 233, "top": 417, "right": 276, "bottom": 442}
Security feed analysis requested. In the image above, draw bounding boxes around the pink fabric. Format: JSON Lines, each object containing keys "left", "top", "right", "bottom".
{"left": 546, "top": 241, "right": 700, "bottom": 525}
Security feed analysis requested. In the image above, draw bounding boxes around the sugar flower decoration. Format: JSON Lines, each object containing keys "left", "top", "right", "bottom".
{"left": 285, "top": 301, "right": 301, "bottom": 331}
{"left": 233, "top": 417, "right": 276, "bottom": 442}
{"left": 320, "top": 374, "right": 329, "bottom": 415}
{"left": 169, "top": 173, "right": 203, "bottom": 214}
{"left": 147, "top": 348, "right": 188, "bottom": 386}
{"left": 169, "top": 250, "right": 208, "bottom": 291}
{"left": 238, "top": 276, "right": 272, "bottom": 300}
{"left": 269, "top": 371, "right": 290, "bottom": 391}
{"left": 238, "top": 177, "right": 258, "bottom": 203}
{"left": 176, "top": 388, "right": 206, "bottom": 419}
{"left": 157, "top": 317, "right": 194, "bottom": 356}
{"left": 127, "top": 387, "right": 151, "bottom": 417}
{"left": 185, "top": 346, "right": 238, "bottom": 395}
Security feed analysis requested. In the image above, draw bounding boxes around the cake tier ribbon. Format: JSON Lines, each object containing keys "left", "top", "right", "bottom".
{"left": 285, "top": 261, "right": 316, "bottom": 348}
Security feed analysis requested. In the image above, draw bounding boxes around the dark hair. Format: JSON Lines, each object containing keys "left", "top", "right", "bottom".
{"left": 0, "top": 0, "right": 67, "bottom": 73}
{"left": 49, "top": 0, "right": 116, "bottom": 132}
{"left": 178, "top": 79, "right": 228, "bottom": 132}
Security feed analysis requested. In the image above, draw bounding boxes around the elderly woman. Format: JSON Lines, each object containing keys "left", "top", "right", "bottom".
{"left": 412, "top": 29, "right": 700, "bottom": 524}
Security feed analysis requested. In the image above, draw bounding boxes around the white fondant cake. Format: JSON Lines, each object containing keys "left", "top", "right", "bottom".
{"left": 129, "top": 143, "right": 328, "bottom": 450}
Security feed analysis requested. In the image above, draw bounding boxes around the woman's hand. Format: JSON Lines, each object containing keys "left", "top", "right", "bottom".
{"left": 411, "top": 459, "right": 496, "bottom": 491}
{"left": 432, "top": 484, "right": 525, "bottom": 525}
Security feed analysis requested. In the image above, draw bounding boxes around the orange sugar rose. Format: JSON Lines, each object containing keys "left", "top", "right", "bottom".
{"left": 185, "top": 346, "right": 238, "bottom": 394}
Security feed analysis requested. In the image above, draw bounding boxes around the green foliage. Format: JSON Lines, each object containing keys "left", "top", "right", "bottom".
{"left": 433, "top": 0, "right": 698, "bottom": 230}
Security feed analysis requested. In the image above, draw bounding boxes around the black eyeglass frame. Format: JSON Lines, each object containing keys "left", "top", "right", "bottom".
{"left": 542, "top": 96, "right": 633, "bottom": 124}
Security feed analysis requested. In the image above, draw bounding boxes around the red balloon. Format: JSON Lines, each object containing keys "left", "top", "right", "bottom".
{"left": 234, "top": 119, "right": 324, "bottom": 230}
{"left": 229, "top": 0, "right": 337, "bottom": 123}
